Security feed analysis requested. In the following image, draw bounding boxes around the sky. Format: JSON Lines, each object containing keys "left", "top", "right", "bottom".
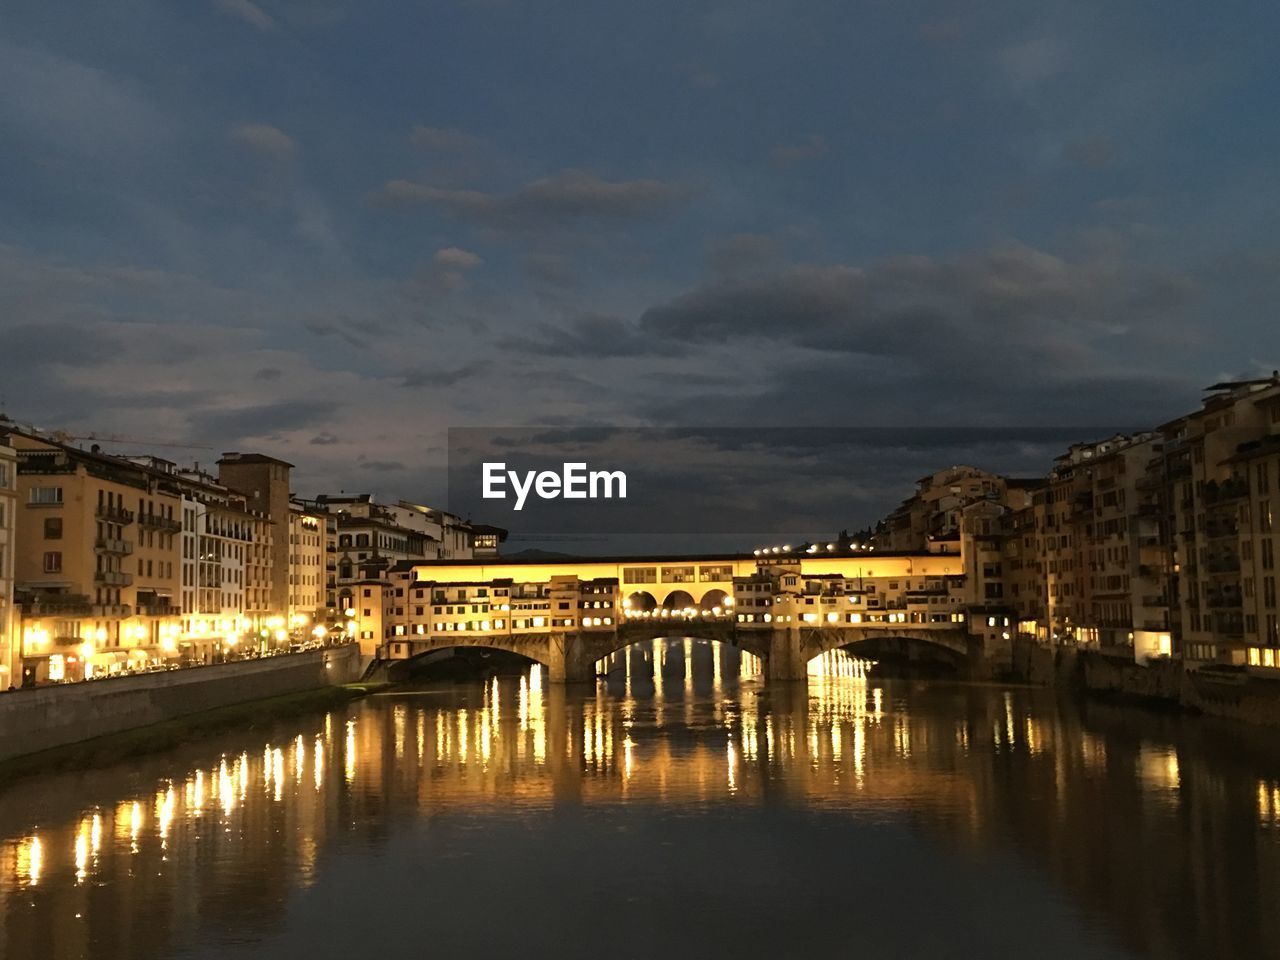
{"left": 1, "top": 0, "right": 1278, "bottom": 543}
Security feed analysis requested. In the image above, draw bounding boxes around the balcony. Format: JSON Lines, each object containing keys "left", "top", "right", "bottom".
{"left": 138, "top": 599, "right": 178, "bottom": 617}
{"left": 26, "top": 596, "right": 94, "bottom": 616}
{"left": 1141, "top": 594, "right": 1169, "bottom": 607}
{"left": 1206, "top": 591, "right": 1243, "bottom": 609}
{"left": 1203, "top": 477, "right": 1250, "bottom": 505}
{"left": 138, "top": 512, "right": 182, "bottom": 533}
{"left": 1205, "top": 520, "right": 1239, "bottom": 541}
{"left": 95, "top": 537, "right": 134, "bottom": 556}
{"left": 92, "top": 604, "right": 132, "bottom": 617}
{"left": 94, "top": 569, "right": 133, "bottom": 587}
{"left": 96, "top": 504, "right": 135, "bottom": 524}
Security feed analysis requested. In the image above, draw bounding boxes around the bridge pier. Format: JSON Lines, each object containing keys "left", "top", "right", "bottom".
{"left": 766, "top": 626, "right": 806, "bottom": 681}
{"left": 546, "top": 631, "right": 598, "bottom": 684}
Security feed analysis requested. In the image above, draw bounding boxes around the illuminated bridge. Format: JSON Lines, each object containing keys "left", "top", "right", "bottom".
{"left": 364, "top": 550, "right": 1011, "bottom": 682}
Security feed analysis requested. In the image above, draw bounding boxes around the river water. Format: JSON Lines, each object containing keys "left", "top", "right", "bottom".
{"left": 3, "top": 640, "right": 1280, "bottom": 960}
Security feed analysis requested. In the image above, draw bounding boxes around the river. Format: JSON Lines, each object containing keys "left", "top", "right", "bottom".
{"left": 2, "top": 640, "right": 1280, "bottom": 959}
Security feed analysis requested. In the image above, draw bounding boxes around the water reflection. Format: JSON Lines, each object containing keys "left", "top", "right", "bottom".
{"left": 3, "top": 639, "right": 1280, "bottom": 959}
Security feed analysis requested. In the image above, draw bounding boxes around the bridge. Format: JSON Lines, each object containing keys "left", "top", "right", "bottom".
{"left": 370, "top": 549, "right": 1007, "bottom": 682}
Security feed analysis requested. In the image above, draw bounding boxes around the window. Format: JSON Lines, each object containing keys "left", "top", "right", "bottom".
{"left": 43, "top": 551, "right": 63, "bottom": 573}
{"left": 30, "top": 486, "right": 63, "bottom": 504}
{"left": 623, "top": 567, "right": 657, "bottom": 584}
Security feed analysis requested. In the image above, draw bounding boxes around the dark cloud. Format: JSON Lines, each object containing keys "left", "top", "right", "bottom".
{"left": 254, "top": 367, "right": 283, "bottom": 381}
{"left": 370, "top": 170, "right": 690, "bottom": 228}
{"left": 359, "top": 460, "right": 406, "bottom": 472}
{"left": 2, "top": 322, "right": 124, "bottom": 367}
{"left": 522, "top": 252, "right": 578, "bottom": 291}
{"left": 188, "top": 400, "right": 340, "bottom": 439}
{"left": 301, "top": 315, "right": 384, "bottom": 347}
{"left": 638, "top": 247, "right": 1199, "bottom": 366}
{"left": 707, "top": 233, "right": 782, "bottom": 276}
{"left": 309, "top": 432, "right": 340, "bottom": 445}
{"left": 400, "top": 360, "right": 491, "bottom": 389}
{"left": 500, "top": 314, "right": 667, "bottom": 358}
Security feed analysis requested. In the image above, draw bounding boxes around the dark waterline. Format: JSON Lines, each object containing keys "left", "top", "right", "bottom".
{"left": 3, "top": 640, "right": 1280, "bottom": 960}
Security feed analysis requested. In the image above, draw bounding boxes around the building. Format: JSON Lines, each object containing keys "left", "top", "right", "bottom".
{"left": 884, "top": 374, "right": 1280, "bottom": 672}
{"left": 216, "top": 452, "right": 294, "bottom": 618}
{"left": 0, "top": 426, "right": 295, "bottom": 682}
{"left": 1160, "top": 377, "right": 1280, "bottom": 666}
{"left": 875, "top": 466, "right": 1035, "bottom": 552}
{"left": 4, "top": 433, "right": 186, "bottom": 681}
{"left": 1231, "top": 435, "right": 1280, "bottom": 662}
{"left": 295, "top": 494, "right": 479, "bottom": 623}
{"left": 0, "top": 440, "right": 17, "bottom": 688}
{"left": 287, "top": 500, "right": 326, "bottom": 630}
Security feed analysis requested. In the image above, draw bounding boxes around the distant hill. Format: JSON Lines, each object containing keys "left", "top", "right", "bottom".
{"left": 502, "top": 548, "right": 576, "bottom": 561}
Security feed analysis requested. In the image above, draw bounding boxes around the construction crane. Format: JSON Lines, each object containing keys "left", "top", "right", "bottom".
{"left": 47, "top": 429, "right": 212, "bottom": 451}
{"left": 0, "top": 413, "right": 212, "bottom": 451}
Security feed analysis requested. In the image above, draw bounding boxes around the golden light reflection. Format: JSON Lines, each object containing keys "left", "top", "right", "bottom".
{"left": 345, "top": 719, "right": 357, "bottom": 783}
{"left": 1139, "top": 746, "right": 1181, "bottom": 792}
{"left": 273, "top": 748, "right": 286, "bottom": 802}
{"left": 217, "top": 758, "right": 234, "bottom": 815}
{"left": 394, "top": 704, "right": 407, "bottom": 760}
{"left": 18, "top": 835, "right": 43, "bottom": 886}
{"left": 157, "top": 786, "right": 176, "bottom": 845}
{"left": 727, "top": 737, "right": 738, "bottom": 793}
{"left": 74, "top": 821, "right": 89, "bottom": 883}
{"left": 1257, "top": 780, "right": 1280, "bottom": 826}
{"left": 130, "top": 801, "right": 142, "bottom": 853}
{"left": 13, "top": 658, "right": 1280, "bottom": 960}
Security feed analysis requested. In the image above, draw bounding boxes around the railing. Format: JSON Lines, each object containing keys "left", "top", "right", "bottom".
{"left": 137, "top": 513, "right": 182, "bottom": 532}
{"left": 1203, "top": 478, "right": 1250, "bottom": 504}
{"left": 92, "top": 604, "right": 132, "bottom": 617}
{"left": 1206, "top": 593, "right": 1243, "bottom": 609}
{"left": 96, "top": 504, "right": 135, "bottom": 524}
{"left": 138, "top": 602, "right": 178, "bottom": 617}
{"left": 94, "top": 537, "right": 134, "bottom": 556}
{"left": 26, "top": 598, "right": 94, "bottom": 616}
{"left": 94, "top": 569, "right": 133, "bottom": 587}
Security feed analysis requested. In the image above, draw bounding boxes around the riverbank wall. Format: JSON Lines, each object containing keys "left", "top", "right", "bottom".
{"left": 1010, "top": 636, "right": 1280, "bottom": 725}
{"left": 0, "top": 644, "right": 362, "bottom": 763}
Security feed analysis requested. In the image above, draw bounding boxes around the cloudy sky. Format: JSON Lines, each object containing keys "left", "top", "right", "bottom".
{"left": 2, "top": 0, "right": 1278, "bottom": 539}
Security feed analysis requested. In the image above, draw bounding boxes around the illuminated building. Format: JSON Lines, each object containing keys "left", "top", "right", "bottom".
{"left": 0, "top": 439, "right": 16, "bottom": 688}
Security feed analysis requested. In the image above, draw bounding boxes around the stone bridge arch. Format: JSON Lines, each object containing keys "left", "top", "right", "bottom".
{"left": 797, "top": 625, "right": 974, "bottom": 675}
{"left": 385, "top": 635, "right": 555, "bottom": 682}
